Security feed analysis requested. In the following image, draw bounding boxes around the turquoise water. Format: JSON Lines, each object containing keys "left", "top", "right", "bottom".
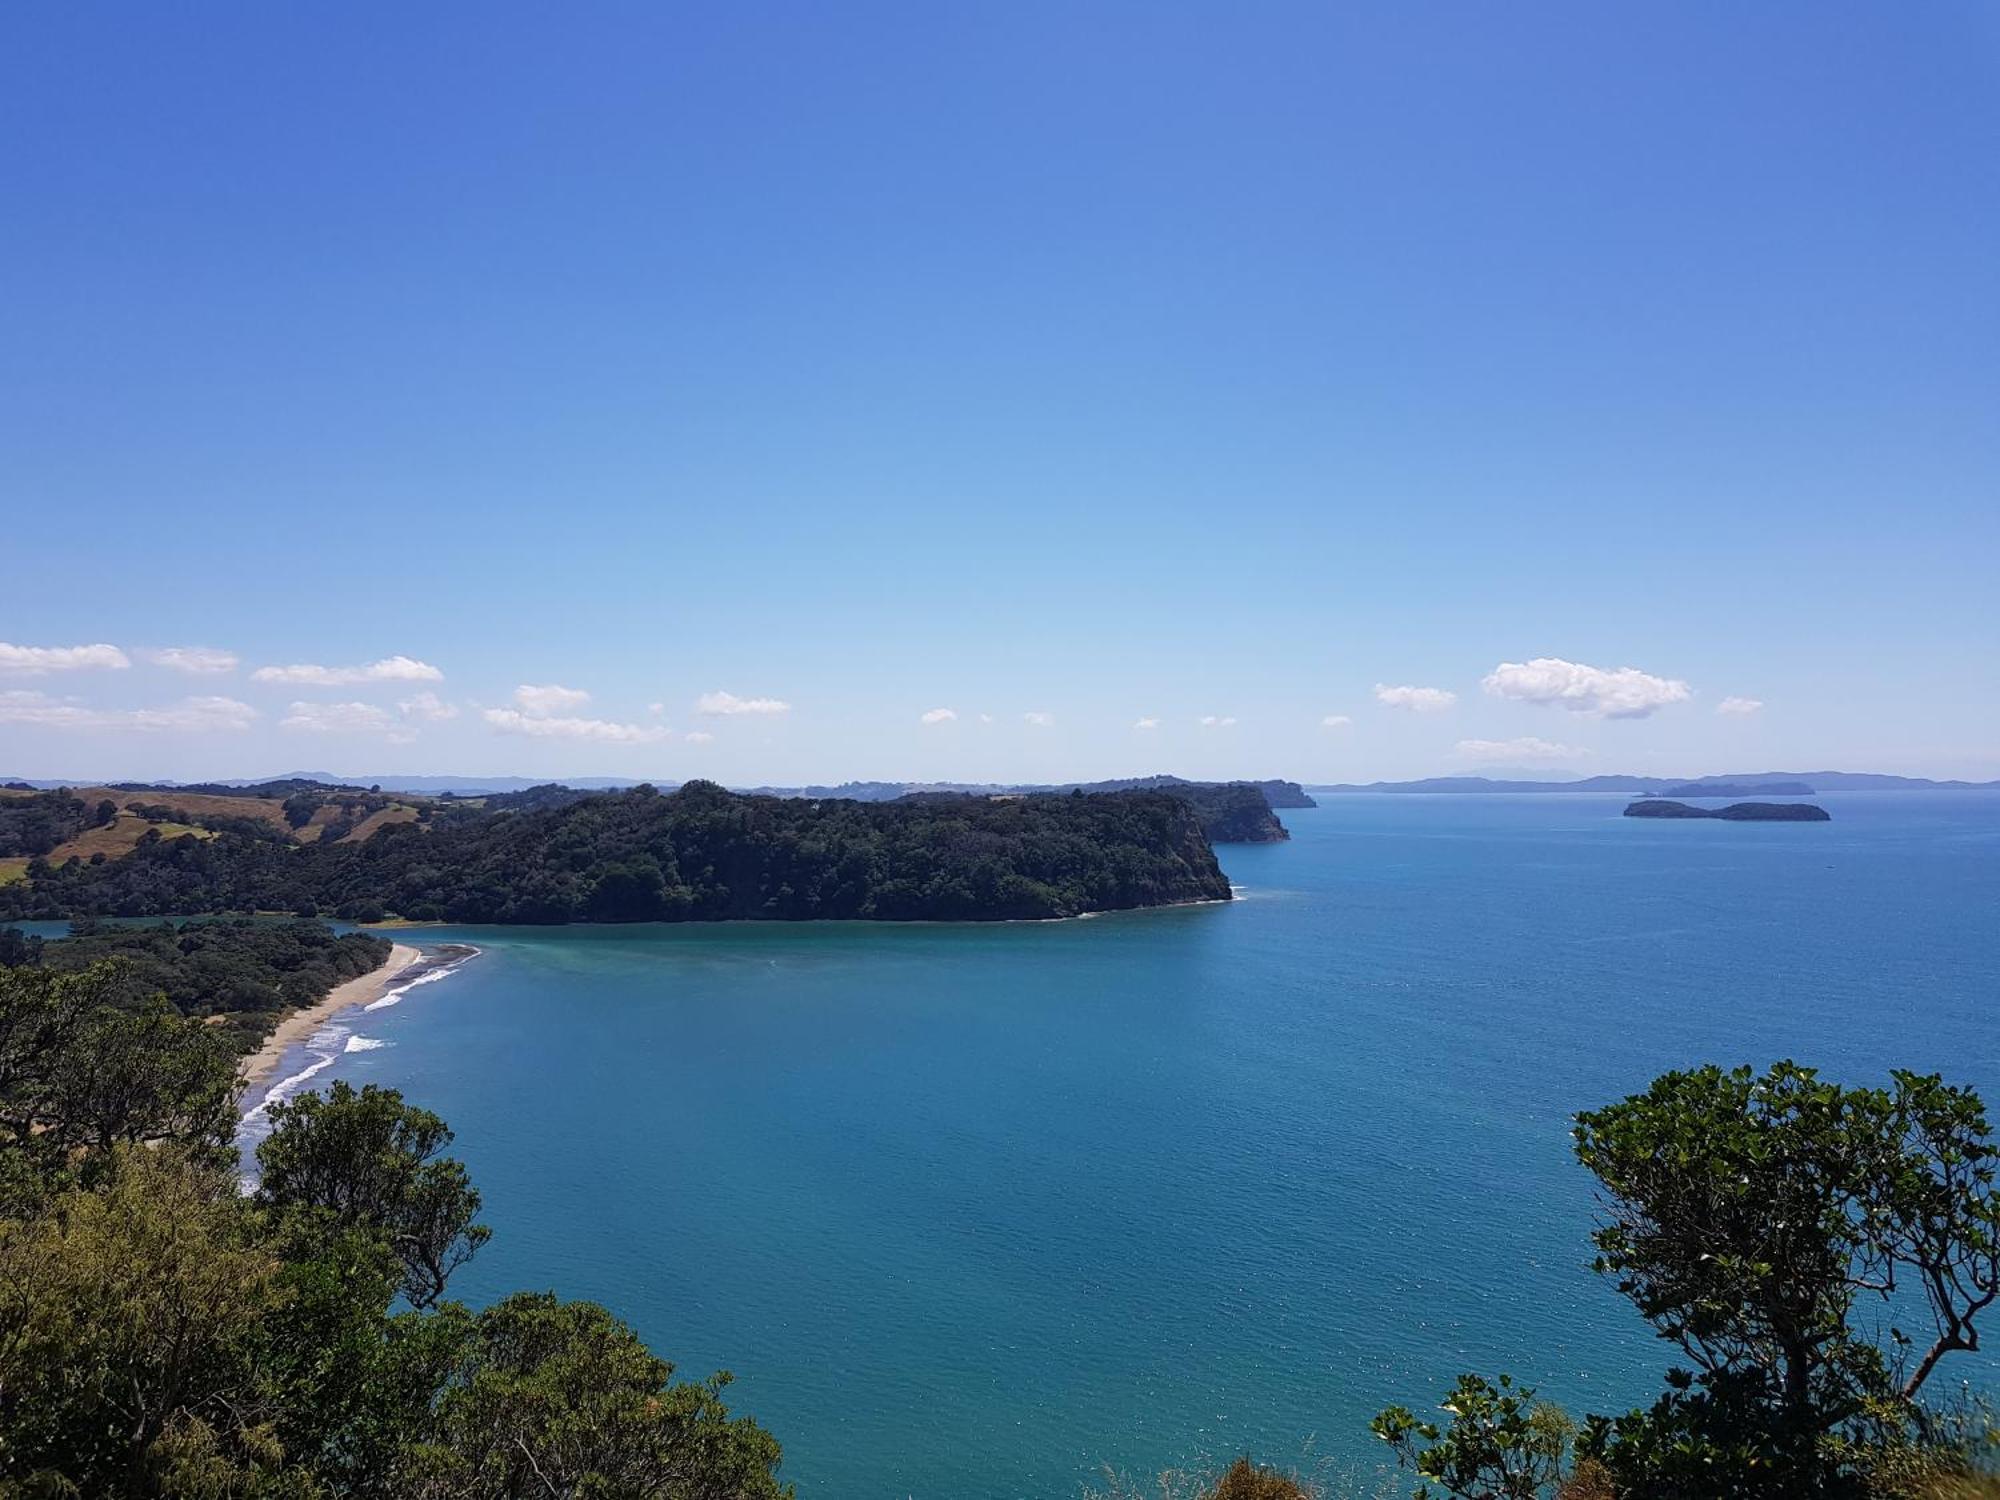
{"left": 248, "top": 793, "right": 1999, "bottom": 1497}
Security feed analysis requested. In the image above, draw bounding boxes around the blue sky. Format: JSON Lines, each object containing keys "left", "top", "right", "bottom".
{"left": 3, "top": 2, "right": 1995, "bottom": 784}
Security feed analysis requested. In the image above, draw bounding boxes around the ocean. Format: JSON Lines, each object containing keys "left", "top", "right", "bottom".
{"left": 238, "top": 792, "right": 2000, "bottom": 1498}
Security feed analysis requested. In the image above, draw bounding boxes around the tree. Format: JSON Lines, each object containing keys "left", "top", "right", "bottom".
{"left": 1573, "top": 1061, "right": 2000, "bottom": 1492}
{"left": 255, "top": 1082, "right": 490, "bottom": 1308}
{"left": 1376, "top": 1063, "right": 2000, "bottom": 1500}
{"left": 404, "top": 1292, "right": 791, "bottom": 1500}
{"left": 1372, "top": 1374, "right": 1575, "bottom": 1500}
{"left": 0, "top": 963, "right": 236, "bottom": 1208}
{"left": 0, "top": 1147, "right": 296, "bottom": 1498}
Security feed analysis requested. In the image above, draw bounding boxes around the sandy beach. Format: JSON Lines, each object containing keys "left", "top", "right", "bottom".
{"left": 238, "top": 942, "right": 421, "bottom": 1090}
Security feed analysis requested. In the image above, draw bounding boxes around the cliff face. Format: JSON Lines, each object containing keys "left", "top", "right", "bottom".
{"left": 1625, "top": 800, "right": 1831, "bottom": 822}
{"left": 1181, "top": 784, "right": 1290, "bottom": 843}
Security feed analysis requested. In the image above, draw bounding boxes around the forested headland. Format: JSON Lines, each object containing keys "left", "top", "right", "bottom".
{"left": 0, "top": 917, "right": 390, "bottom": 1054}
{"left": 0, "top": 781, "right": 1232, "bottom": 925}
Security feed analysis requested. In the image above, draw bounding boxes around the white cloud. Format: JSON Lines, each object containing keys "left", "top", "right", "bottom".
{"left": 648, "top": 702, "right": 667, "bottom": 717}
{"left": 399, "top": 691, "right": 459, "bottom": 723}
{"left": 919, "top": 707, "right": 957, "bottom": 725}
{"left": 1375, "top": 683, "right": 1457, "bottom": 713}
{"left": 1133, "top": 716, "right": 1160, "bottom": 730}
{"left": 282, "top": 701, "right": 394, "bottom": 734}
{"left": 1023, "top": 711, "right": 1055, "bottom": 727}
{"left": 513, "top": 683, "right": 591, "bottom": 717}
{"left": 1322, "top": 714, "right": 1353, "bottom": 728}
{"left": 253, "top": 655, "right": 443, "bottom": 687}
{"left": 684, "top": 730, "right": 715, "bottom": 744}
{"left": 482, "top": 707, "right": 669, "bottom": 743}
{"left": 695, "top": 690, "right": 790, "bottom": 717}
{"left": 978, "top": 713, "right": 994, "bottom": 724}
{"left": 1481, "top": 657, "right": 1690, "bottom": 719}
{"left": 0, "top": 690, "right": 255, "bottom": 733}
{"left": 1716, "top": 696, "right": 1765, "bottom": 716}
{"left": 0, "top": 642, "right": 131, "bottom": 675}
{"left": 1455, "top": 736, "right": 1594, "bottom": 764}
{"left": 144, "top": 646, "right": 238, "bottom": 675}
{"left": 1198, "top": 714, "right": 1238, "bottom": 727}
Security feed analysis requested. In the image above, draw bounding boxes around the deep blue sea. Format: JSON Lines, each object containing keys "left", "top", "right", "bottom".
{"left": 239, "top": 793, "right": 2000, "bottom": 1498}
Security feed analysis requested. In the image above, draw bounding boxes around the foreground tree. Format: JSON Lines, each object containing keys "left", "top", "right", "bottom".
{"left": 1, "top": 959, "right": 789, "bottom": 1499}
{"left": 0, "top": 1146, "right": 299, "bottom": 1497}
{"left": 255, "top": 1081, "right": 490, "bottom": 1308}
{"left": 403, "top": 1293, "right": 790, "bottom": 1500}
{"left": 1378, "top": 1062, "right": 2000, "bottom": 1499}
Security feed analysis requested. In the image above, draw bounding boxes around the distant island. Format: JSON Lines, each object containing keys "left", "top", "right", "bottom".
{"left": 1624, "top": 799, "right": 1832, "bottom": 822}
{"left": 1308, "top": 771, "right": 1997, "bottom": 794}
{"left": 1655, "top": 781, "right": 1815, "bottom": 798}
{"left": 0, "top": 781, "right": 1233, "bottom": 924}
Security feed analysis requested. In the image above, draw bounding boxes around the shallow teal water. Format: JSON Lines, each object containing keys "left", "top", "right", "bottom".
{"left": 249, "top": 793, "right": 1999, "bottom": 1497}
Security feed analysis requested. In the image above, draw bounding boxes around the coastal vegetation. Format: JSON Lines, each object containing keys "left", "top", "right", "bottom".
{"left": 0, "top": 781, "right": 1232, "bottom": 924}
{"left": 1366, "top": 1062, "right": 2000, "bottom": 1499}
{"left": 0, "top": 917, "right": 390, "bottom": 1054}
{"left": 0, "top": 956, "right": 789, "bottom": 1498}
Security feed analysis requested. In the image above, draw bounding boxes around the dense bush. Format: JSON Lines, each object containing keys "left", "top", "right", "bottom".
{"left": 0, "top": 917, "right": 390, "bottom": 1053}
{"left": 0, "top": 781, "right": 1231, "bottom": 925}
{"left": 0, "top": 959, "right": 791, "bottom": 1498}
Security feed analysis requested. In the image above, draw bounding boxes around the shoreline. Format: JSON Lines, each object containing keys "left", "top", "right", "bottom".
{"left": 237, "top": 943, "right": 422, "bottom": 1091}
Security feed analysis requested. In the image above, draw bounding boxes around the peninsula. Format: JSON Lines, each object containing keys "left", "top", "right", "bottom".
{"left": 0, "top": 781, "right": 1233, "bottom": 924}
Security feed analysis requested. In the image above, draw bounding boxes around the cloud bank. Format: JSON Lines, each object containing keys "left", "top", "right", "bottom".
{"left": 0, "top": 642, "right": 131, "bottom": 675}
{"left": 1375, "top": 683, "right": 1457, "bottom": 713}
{"left": 253, "top": 655, "right": 443, "bottom": 687}
{"left": 1455, "top": 736, "right": 1592, "bottom": 765}
{"left": 513, "top": 684, "right": 592, "bottom": 716}
{"left": 145, "top": 646, "right": 239, "bottom": 674}
{"left": 281, "top": 701, "right": 394, "bottom": 734}
{"left": 482, "top": 708, "right": 668, "bottom": 744}
{"left": 0, "top": 690, "right": 255, "bottom": 733}
{"left": 1482, "top": 657, "right": 1690, "bottom": 718}
{"left": 696, "top": 691, "right": 790, "bottom": 717}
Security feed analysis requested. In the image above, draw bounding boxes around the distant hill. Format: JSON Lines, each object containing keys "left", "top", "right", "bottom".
{"left": 1656, "top": 781, "right": 1815, "bottom": 798}
{"left": 1308, "top": 771, "right": 1999, "bottom": 794}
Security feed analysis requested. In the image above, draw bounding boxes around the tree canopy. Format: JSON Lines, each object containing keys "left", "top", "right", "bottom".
{"left": 0, "top": 957, "right": 790, "bottom": 1498}
{"left": 0, "top": 782, "right": 1230, "bottom": 925}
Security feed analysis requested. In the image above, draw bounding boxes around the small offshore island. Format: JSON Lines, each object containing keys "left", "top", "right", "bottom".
{"left": 1625, "top": 798, "right": 1832, "bottom": 821}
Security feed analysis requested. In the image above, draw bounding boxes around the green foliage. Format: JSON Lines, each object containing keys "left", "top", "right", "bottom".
{"left": 0, "top": 1146, "right": 298, "bottom": 1498}
{"left": 1376, "top": 1063, "right": 2000, "bottom": 1500}
{"left": 255, "top": 1082, "right": 490, "bottom": 1309}
{"left": 403, "top": 1293, "right": 790, "bottom": 1499}
{"left": 1, "top": 918, "right": 391, "bottom": 1054}
{"left": 0, "top": 791, "right": 91, "bottom": 859}
{"left": 0, "top": 957, "right": 789, "bottom": 1499}
{"left": 1572, "top": 1061, "right": 2000, "bottom": 1494}
{"left": 0, "top": 962, "right": 238, "bottom": 1211}
{"left": 0, "top": 782, "right": 1232, "bottom": 925}
{"left": 1373, "top": 1374, "right": 1573, "bottom": 1500}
